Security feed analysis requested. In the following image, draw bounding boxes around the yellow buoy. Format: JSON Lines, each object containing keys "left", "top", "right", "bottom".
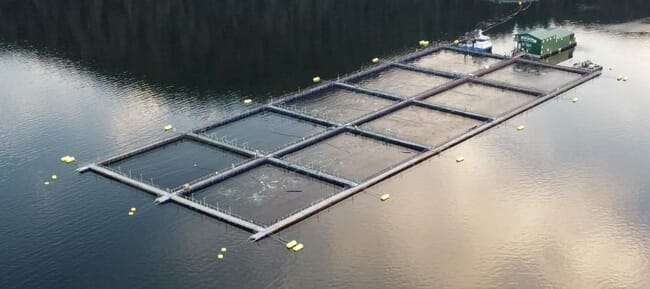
{"left": 221, "top": 247, "right": 227, "bottom": 252}
{"left": 312, "top": 76, "right": 321, "bottom": 83}
{"left": 130, "top": 207, "right": 136, "bottom": 212}
{"left": 51, "top": 175, "right": 58, "bottom": 180}
{"left": 419, "top": 40, "right": 430, "bottom": 47}
{"left": 217, "top": 254, "right": 224, "bottom": 260}
{"left": 163, "top": 124, "right": 173, "bottom": 131}
{"left": 453, "top": 40, "right": 460, "bottom": 44}
{"left": 572, "top": 97, "right": 579, "bottom": 103}
{"left": 292, "top": 243, "right": 304, "bottom": 252}
{"left": 128, "top": 211, "right": 134, "bottom": 216}
{"left": 456, "top": 156, "right": 465, "bottom": 163}
{"left": 286, "top": 240, "right": 298, "bottom": 249}
{"left": 622, "top": 76, "right": 628, "bottom": 81}
{"left": 44, "top": 181, "right": 50, "bottom": 185}
{"left": 516, "top": 125, "right": 525, "bottom": 131}
{"left": 243, "top": 99, "right": 253, "bottom": 105}
{"left": 380, "top": 194, "right": 390, "bottom": 201}
{"left": 616, "top": 75, "right": 623, "bottom": 81}
{"left": 372, "top": 57, "right": 379, "bottom": 63}
{"left": 518, "top": 1, "right": 523, "bottom": 6}
{"left": 60, "top": 156, "right": 76, "bottom": 164}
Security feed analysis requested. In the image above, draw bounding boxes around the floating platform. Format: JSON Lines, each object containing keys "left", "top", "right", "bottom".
{"left": 79, "top": 44, "right": 601, "bottom": 241}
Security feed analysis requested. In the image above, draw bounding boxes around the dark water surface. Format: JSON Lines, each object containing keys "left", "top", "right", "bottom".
{"left": 1, "top": 1, "right": 650, "bottom": 288}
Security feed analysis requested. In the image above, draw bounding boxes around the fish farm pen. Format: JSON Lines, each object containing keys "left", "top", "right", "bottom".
{"left": 78, "top": 44, "right": 601, "bottom": 241}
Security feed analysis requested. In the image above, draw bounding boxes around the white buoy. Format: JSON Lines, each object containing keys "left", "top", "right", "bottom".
{"left": 164, "top": 124, "right": 173, "bottom": 131}
{"left": 60, "top": 155, "right": 76, "bottom": 164}
{"left": 286, "top": 240, "right": 298, "bottom": 249}
{"left": 312, "top": 76, "right": 321, "bottom": 83}
{"left": 292, "top": 243, "right": 304, "bottom": 252}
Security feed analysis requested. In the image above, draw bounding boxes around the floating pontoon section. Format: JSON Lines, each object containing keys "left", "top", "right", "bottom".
{"left": 79, "top": 45, "right": 601, "bottom": 241}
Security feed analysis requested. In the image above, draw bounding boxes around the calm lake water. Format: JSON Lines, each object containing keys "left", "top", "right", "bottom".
{"left": 1, "top": 1, "right": 650, "bottom": 288}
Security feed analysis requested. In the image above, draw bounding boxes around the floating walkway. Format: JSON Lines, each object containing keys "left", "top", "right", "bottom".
{"left": 79, "top": 44, "right": 601, "bottom": 241}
